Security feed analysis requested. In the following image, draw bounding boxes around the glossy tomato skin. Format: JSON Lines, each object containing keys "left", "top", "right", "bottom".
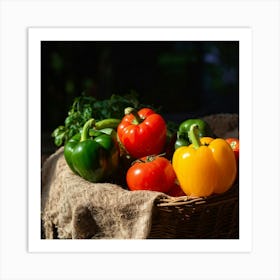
{"left": 117, "top": 108, "right": 167, "bottom": 159}
{"left": 126, "top": 156, "right": 176, "bottom": 193}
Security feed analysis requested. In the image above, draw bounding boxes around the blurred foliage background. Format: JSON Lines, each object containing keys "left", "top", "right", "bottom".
{"left": 41, "top": 41, "right": 239, "bottom": 154}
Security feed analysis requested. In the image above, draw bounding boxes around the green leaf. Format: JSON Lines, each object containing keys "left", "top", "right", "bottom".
{"left": 51, "top": 91, "right": 148, "bottom": 147}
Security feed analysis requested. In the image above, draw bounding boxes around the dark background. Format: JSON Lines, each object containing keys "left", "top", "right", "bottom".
{"left": 41, "top": 41, "right": 239, "bottom": 154}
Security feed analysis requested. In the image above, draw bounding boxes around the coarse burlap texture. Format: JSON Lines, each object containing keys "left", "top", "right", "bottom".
{"left": 41, "top": 113, "right": 238, "bottom": 239}
{"left": 41, "top": 148, "right": 165, "bottom": 239}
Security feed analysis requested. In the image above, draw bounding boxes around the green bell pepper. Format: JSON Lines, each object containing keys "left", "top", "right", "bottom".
{"left": 64, "top": 118, "right": 120, "bottom": 183}
{"left": 174, "top": 118, "right": 214, "bottom": 149}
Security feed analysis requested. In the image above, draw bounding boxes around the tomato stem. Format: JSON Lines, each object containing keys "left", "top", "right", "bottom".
{"left": 157, "top": 152, "right": 166, "bottom": 157}
{"left": 132, "top": 152, "right": 167, "bottom": 165}
{"left": 131, "top": 158, "right": 146, "bottom": 165}
{"left": 230, "top": 141, "right": 237, "bottom": 149}
{"left": 124, "top": 107, "right": 143, "bottom": 124}
{"left": 188, "top": 124, "right": 202, "bottom": 149}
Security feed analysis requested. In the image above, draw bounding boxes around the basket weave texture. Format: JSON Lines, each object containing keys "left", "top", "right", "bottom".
{"left": 149, "top": 184, "right": 239, "bottom": 239}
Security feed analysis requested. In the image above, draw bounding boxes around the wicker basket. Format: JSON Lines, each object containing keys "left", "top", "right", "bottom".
{"left": 148, "top": 182, "right": 239, "bottom": 239}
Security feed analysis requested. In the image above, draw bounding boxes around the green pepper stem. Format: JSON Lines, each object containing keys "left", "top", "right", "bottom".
{"left": 95, "top": 118, "right": 121, "bottom": 130}
{"left": 81, "top": 118, "right": 95, "bottom": 142}
{"left": 124, "top": 107, "right": 142, "bottom": 124}
{"left": 188, "top": 124, "right": 202, "bottom": 149}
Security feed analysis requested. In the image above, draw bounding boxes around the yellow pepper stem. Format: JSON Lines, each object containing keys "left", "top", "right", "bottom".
{"left": 188, "top": 124, "right": 202, "bottom": 149}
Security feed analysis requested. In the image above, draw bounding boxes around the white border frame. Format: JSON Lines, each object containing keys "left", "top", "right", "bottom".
{"left": 1, "top": 1, "right": 279, "bottom": 279}
{"left": 28, "top": 27, "right": 252, "bottom": 253}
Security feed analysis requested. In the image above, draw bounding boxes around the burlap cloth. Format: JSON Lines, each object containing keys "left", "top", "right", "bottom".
{"left": 41, "top": 113, "right": 238, "bottom": 239}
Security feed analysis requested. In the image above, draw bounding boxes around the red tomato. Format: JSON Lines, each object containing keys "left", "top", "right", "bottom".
{"left": 117, "top": 108, "right": 167, "bottom": 158}
{"left": 226, "top": 138, "right": 239, "bottom": 161}
{"left": 167, "top": 182, "right": 186, "bottom": 197}
{"left": 126, "top": 156, "right": 176, "bottom": 193}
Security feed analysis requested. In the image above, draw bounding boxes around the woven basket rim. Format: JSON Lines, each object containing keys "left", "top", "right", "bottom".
{"left": 156, "top": 182, "right": 239, "bottom": 207}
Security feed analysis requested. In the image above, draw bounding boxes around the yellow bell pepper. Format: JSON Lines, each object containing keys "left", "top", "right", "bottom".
{"left": 172, "top": 124, "right": 237, "bottom": 197}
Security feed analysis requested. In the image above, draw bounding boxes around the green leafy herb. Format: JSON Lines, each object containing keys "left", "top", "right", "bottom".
{"left": 52, "top": 92, "right": 142, "bottom": 147}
